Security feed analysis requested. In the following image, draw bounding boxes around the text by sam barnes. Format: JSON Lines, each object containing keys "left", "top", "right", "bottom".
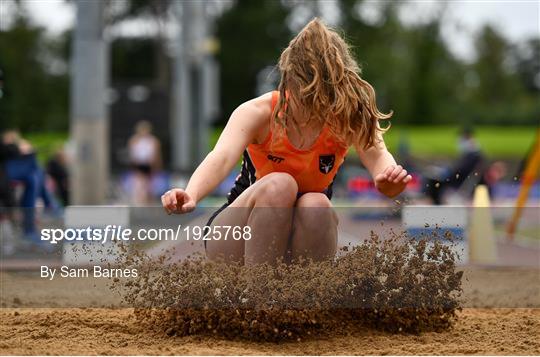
{"left": 40, "top": 266, "right": 138, "bottom": 280}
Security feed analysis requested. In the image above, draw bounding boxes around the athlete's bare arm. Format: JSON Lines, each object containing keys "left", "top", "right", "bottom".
{"left": 355, "top": 133, "right": 412, "bottom": 198}
{"left": 162, "top": 92, "right": 273, "bottom": 214}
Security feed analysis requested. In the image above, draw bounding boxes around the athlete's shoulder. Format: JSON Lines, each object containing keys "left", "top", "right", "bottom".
{"left": 231, "top": 92, "right": 273, "bottom": 127}
{"left": 242, "top": 91, "right": 273, "bottom": 116}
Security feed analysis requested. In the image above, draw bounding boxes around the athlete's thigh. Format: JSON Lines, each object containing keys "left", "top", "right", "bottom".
{"left": 290, "top": 192, "right": 338, "bottom": 261}
{"left": 206, "top": 173, "right": 298, "bottom": 262}
{"left": 204, "top": 178, "right": 271, "bottom": 263}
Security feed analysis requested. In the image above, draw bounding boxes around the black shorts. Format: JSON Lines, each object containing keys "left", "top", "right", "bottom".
{"left": 203, "top": 203, "right": 229, "bottom": 249}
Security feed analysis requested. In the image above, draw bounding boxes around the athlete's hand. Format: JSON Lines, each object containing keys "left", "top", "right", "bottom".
{"left": 374, "top": 165, "right": 412, "bottom": 198}
{"left": 161, "top": 188, "right": 196, "bottom": 214}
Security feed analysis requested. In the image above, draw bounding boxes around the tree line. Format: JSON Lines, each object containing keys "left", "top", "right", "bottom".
{"left": 0, "top": 0, "right": 538, "bottom": 132}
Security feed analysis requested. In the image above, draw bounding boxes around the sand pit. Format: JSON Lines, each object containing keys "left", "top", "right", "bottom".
{"left": 1, "top": 307, "right": 539, "bottom": 355}
{"left": 1, "top": 266, "right": 539, "bottom": 354}
{"left": 115, "top": 235, "right": 463, "bottom": 340}
{"left": 1, "top": 234, "right": 539, "bottom": 354}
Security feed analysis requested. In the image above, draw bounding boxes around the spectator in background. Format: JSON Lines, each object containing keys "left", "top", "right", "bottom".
{"left": 128, "top": 120, "right": 162, "bottom": 205}
{"left": 0, "top": 137, "right": 18, "bottom": 255}
{"left": 1, "top": 130, "right": 58, "bottom": 243}
{"left": 47, "top": 148, "right": 70, "bottom": 206}
{"left": 0, "top": 138, "right": 18, "bottom": 209}
{"left": 424, "top": 127, "right": 486, "bottom": 204}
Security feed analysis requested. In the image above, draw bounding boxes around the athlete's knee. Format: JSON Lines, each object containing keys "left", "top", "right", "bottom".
{"left": 295, "top": 193, "right": 337, "bottom": 228}
{"left": 296, "top": 192, "right": 332, "bottom": 208}
{"left": 257, "top": 172, "right": 298, "bottom": 206}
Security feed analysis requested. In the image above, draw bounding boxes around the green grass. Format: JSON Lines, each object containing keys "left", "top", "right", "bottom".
{"left": 22, "top": 125, "right": 538, "bottom": 165}
{"left": 25, "top": 132, "right": 68, "bottom": 164}
{"left": 381, "top": 126, "right": 537, "bottom": 159}
{"left": 212, "top": 125, "right": 537, "bottom": 159}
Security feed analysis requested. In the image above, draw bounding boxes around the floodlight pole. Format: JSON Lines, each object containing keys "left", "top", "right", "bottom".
{"left": 191, "top": 0, "right": 209, "bottom": 165}
{"left": 69, "top": 0, "right": 109, "bottom": 204}
{"left": 171, "top": 0, "right": 191, "bottom": 173}
{"left": 172, "top": 0, "right": 214, "bottom": 173}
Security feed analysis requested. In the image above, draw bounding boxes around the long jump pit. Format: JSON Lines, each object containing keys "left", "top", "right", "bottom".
{"left": 1, "top": 206, "right": 539, "bottom": 355}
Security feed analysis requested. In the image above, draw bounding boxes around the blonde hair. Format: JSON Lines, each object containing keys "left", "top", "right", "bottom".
{"left": 273, "top": 18, "right": 391, "bottom": 149}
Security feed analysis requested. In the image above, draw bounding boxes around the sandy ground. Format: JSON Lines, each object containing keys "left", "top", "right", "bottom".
{"left": 0, "top": 308, "right": 539, "bottom": 355}
{"left": 2, "top": 267, "right": 539, "bottom": 308}
{"left": 1, "top": 267, "right": 539, "bottom": 355}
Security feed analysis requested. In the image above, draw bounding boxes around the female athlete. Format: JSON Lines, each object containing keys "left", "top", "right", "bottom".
{"left": 162, "top": 19, "right": 411, "bottom": 265}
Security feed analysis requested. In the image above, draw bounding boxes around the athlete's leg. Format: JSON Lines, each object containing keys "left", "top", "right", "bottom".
{"left": 290, "top": 193, "right": 338, "bottom": 262}
{"left": 206, "top": 172, "right": 297, "bottom": 265}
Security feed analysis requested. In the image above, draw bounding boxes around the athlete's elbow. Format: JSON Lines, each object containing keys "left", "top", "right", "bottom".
{"left": 207, "top": 149, "right": 235, "bottom": 173}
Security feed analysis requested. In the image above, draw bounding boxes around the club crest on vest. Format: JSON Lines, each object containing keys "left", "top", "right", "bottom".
{"left": 319, "top": 154, "right": 335, "bottom": 174}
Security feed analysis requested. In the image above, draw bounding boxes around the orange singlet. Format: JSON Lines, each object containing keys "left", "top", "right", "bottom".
{"left": 226, "top": 91, "right": 349, "bottom": 203}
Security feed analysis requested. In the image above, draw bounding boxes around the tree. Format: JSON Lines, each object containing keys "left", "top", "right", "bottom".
{"left": 339, "top": 0, "right": 464, "bottom": 125}
{"left": 0, "top": 11, "right": 69, "bottom": 131}
{"left": 513, "top": 38, "right": 540, "bottom": 93}
{"left": 471, "top": 25, "right": 537, "bottom": 124}
{"left": 406, "top": 20, "right": 466, "bottom": 125}
{"left": 215, "top": 0, "right": 292, "bottom": 124}
{"left": 474, "top": 25, "right": 517, "bottom": 105}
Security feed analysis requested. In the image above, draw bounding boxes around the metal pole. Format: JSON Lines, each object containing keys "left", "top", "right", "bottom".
{"left": 171, "top": 0, "right": 192, "bottom": 173}
{"left": 191, "top": 0, "right": 209, "bottom": 164}
{"left": 171, "top": 0, "right": 216, "bottom": 172}
{"left": 69, "top": 0, "right": 108, "bottom": 204}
